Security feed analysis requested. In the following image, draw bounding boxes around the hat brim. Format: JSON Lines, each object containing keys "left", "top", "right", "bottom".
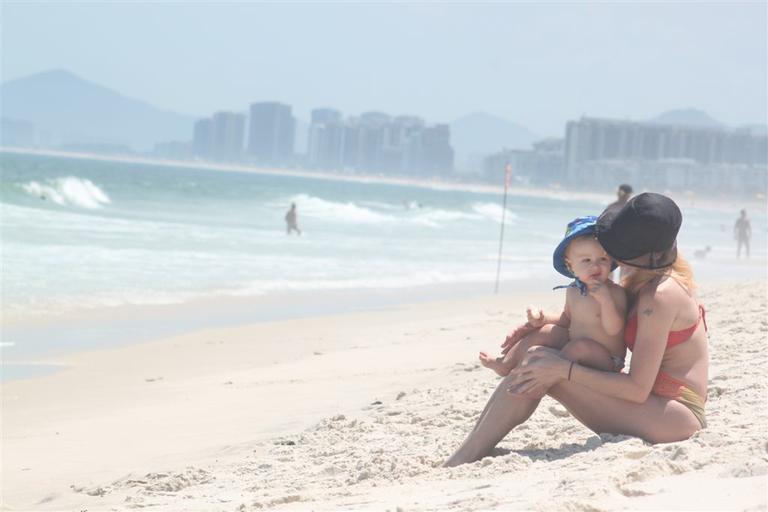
{"left": 553, "top": 227, "right": 618, "bottom": 278}
{"left": 613, "top": 244, "right": 678, "bottom": 270}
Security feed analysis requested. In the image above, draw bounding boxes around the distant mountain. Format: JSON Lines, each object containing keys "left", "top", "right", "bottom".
{"left": 450, "top": 112, "right": 538, "bottom": 171}
{"left": 650, "top": 108, "right": 724, "bottom": 128}
{"left": 0, "top": 69, "right": 196, "bottom": 150}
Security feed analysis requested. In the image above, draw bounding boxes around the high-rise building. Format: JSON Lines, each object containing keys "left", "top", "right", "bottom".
{"left": 564, "top": 116, "right": 767, "bottom": 194}
{"left": 565, "top": 117, "right": 767, "bottom": 171}
{"left": 420, "top": 123, "right": 454, "bottom": 175}
{"left": 307, "top": 108, "right": 344, "bottom": 170}
{"left": 211, "top": 111, "right": 245, "bottom": 161}
{"left": 355, "top": 112, "right": 390, "bottom": 171}
{"left": 387, "top": 116, "right": 424, "bottom": 175}
{"left": 192, "top": 118, "right": 214, "bottom": 159}
{"left": 483, "top": 138, "right": 564, "bottom": 186}
{"left": 342, "top": 121, "right": 361, "bottom": 170}
{"left": 248, "top": 102, "right": 295, "bottom": 165}
{"left": 311, "top": 108, "right": 342, "bottom": 125}
{"left": 306, "top": 108, "right": 455, "bottom": 176}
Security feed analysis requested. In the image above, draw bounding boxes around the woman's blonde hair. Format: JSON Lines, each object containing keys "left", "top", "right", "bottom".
{"left": 621, "top": 252, "right": 696, "bottom": 299}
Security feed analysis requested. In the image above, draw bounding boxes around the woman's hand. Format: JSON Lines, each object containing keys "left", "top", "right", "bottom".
{"left": 500, "top": 321, "right": 539, "bottom": 355}
{"left": 506, "top": 347, "right": 570, "bottom": 397}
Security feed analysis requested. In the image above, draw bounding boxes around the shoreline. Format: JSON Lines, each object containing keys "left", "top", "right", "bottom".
{"left": 0, "top": 287, "right": 561, "bottom": 509}
{"left": 3, "top": 257, "right": 766, "bottom": 382}
{"left": 1, "top": 278, "right": 765, "bottom": 511}
{"left": 0, "top": 278, "right": 544, "bottom": 382}
{"left": 6, "top": 146, "right": 765, "bottom": 210}
{"left": 0, "top": 146, "right": 611, "bottom": 202}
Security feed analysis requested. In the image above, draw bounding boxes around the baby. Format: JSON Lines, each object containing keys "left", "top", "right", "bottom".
{"left": 480, "top": 216, "right": 627, "bottom": 376}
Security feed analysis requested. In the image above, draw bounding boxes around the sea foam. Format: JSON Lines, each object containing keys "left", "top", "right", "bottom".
{"left": 284, "top": 193, "right": 395, "bottom": 224}
{"left": 21, "top": 177, "right": 111, "bottom": 209}
{"left": 471, "top": 202, "right": 519, "bottom": 223}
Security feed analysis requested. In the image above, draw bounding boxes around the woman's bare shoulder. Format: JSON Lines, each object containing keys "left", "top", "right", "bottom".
{"left": 635, "top": 277, "right": 666, "bottom": 303}
{"left": 641, "top": 276, "right": 692, "bottom": 308}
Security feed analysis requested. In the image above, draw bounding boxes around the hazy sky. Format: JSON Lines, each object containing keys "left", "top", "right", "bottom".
{"left": 2, "top": 1, "right": 766, "bottom": 136}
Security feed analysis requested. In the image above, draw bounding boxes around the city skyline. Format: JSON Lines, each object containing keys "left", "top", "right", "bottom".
{"left": 3, "top": 3, "right": 766, "bottom": 136}
{"left": 188, "top": 102, "right": 455, "bottom": 176}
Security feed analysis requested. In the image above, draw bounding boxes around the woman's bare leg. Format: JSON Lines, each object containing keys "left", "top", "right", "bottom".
{"left": 445, "top": 326, "right": 568, "bottom": 466}
{"left": 547, "top": 380, "right": 702, "bottom": 443}
{"left": 444, "top": 376, "right": 540, "bottom": 467}
{"left": 446, "top": 342, "right": 702, "bottom": 466}
{"left": 472, "top": 325, "right": 568, "bottom": 431}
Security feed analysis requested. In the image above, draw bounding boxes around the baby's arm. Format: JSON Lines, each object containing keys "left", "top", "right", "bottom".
{"left": 591, "top": 282, "right": 626, "bottom": 335}
{"left": 527, "top": 305, "right": 570, "bottom": 329}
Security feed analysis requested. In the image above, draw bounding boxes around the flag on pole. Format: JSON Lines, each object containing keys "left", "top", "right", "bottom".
{"left": 495, "top": 163, "right": 511, "bottom": 294}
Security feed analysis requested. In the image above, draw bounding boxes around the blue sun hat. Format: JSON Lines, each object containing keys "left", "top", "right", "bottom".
{"left": 552, "top": 216, "right": 618, "bottom": 294}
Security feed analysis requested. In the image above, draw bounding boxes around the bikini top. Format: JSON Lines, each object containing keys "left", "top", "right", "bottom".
{"left": 624, "top": 305, "right": 707, "bottom": 352}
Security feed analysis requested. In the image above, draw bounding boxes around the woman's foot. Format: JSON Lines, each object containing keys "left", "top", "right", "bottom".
{"left": 479, "top": 351, "right": 510, "bottom": 377}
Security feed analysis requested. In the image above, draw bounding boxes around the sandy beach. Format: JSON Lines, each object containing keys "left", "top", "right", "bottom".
{"left": 1, "top": 279, "right": 766, "bottom": 511}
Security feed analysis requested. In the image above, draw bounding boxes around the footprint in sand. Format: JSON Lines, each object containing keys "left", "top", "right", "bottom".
{"left": 548, "top": 405, "right": 570, "bottom": 418}
{"left": 623, "top": 448, "right": 652, "bottom": 460}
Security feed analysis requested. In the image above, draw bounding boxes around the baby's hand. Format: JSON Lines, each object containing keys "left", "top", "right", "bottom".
{"left": 501, "top": 321, "right": 538, "bottom": 355}
{"left": 587, "top": 280, "right": 612, "bottom": 304}
{"left": 526, "top": 306, "right": 546, "bottom": 328}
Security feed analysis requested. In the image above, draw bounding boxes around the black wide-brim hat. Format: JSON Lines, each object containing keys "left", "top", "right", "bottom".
{"left": 596, "top": 192, "right": 682, "bottom": 270}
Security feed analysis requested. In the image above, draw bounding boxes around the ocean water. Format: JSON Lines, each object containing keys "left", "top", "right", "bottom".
{"left": 2, "top": 152, "right": 766, "bottom": 317}
{"left": 1, "top": 151, "right": 766, "bottom": 370}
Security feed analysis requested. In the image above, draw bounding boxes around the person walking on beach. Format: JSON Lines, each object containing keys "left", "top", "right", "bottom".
{"left": 445, "top": 193, "right": 708, "bottom": 467}
{"left": 734, "top": 209, "right": 751, "bottom": 258}
{"left": 285, "top": 203, "right": 301, "bottom": 235}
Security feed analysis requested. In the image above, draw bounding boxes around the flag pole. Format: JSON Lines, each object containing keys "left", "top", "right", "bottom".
{"left": 494, "top": 162, "right": 511, "bottom": 294}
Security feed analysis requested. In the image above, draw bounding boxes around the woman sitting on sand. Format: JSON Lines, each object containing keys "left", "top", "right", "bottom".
{"left": 445, "top": 193, "right": 709, "bottom": 466}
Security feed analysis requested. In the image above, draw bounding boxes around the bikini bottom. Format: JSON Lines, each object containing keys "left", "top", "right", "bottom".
{"left": 652, "top": 371, "right": 707, "bottom": 429}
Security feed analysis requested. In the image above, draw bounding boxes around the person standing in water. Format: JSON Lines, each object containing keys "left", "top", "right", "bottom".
{"left": 734, "top": 209, "right": 751, "bottom": 258}
{"left": 285, "top": 203, "right": 301, "bottom": 235}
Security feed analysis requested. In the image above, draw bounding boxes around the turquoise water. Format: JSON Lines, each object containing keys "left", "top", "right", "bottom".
{"left": 0, "top": 153, "right": 581, "bottom": 315}
{"left": 1, "top": 151, "right": 766, "bottom": 379}
{"left": 2, "top": 152, "right": 766, "bottom": 318}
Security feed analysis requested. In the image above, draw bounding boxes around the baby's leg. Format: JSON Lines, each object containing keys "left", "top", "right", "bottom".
{"left": 480, "top": 325, "right": 569, "bottom": 377}
{"left": 560, "top": 338, "right": 618, "bottom": 372}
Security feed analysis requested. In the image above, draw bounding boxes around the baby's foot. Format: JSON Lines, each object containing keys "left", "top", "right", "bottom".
{"left": 479, "top": 351, "right": 510, "bottom": 377}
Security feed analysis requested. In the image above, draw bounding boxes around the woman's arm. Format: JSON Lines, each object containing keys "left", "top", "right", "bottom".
{"left": 509, "top": 286, "right": 675, "bottom": 403}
